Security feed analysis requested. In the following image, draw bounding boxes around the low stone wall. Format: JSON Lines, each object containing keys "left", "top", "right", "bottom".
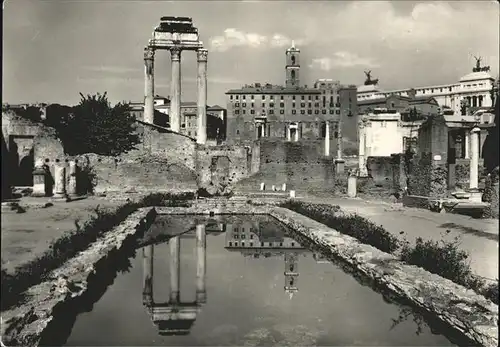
{"left": 269, "top": 207, "right": 498, "bottom": 347}
{"left": 0, "top": 207, "right": 157, "bottom": 347}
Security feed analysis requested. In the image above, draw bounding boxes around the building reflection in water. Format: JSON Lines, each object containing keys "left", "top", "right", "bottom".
{"left": 142, "top": 224, "right": 207, "bottom": 336}
{"left": 223, "top": 220, "right": 307, "bottom": 299}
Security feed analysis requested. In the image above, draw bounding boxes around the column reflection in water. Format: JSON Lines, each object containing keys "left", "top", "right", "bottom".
{"left": 196, "top": 224, "right": 207, "bottom": 304}
{"left": 142, "top": 245, "right": 154, "bottom": 306}
{"left": 169, "top": 235, "right": 181, "bottom": 303}
{"left": 141, "top": 225, "right": 208, "bottom": 337}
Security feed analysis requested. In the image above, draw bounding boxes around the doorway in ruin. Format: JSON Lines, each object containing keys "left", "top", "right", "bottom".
{"left": 9, "top": 135, "right": 35, "bottom": 186}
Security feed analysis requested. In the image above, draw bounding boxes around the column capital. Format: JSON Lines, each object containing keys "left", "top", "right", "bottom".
{"left": 144, "top": 46, "right": 155, "bottom": 60}
{"left": 471, "top": 126, "right": 481, "bottom": 133}
{"left": 197, "top": 48, "right": 208, "bottom": 62}
{"left": 170, "top": 47, "right": 182, "bottom": 61}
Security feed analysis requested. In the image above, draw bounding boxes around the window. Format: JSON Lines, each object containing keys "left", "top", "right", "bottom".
{"left": 235, "top": 102, "right": 240, "bottom": 107}
{"left": 280, "top": 102, "right": 285, "bottom": 107}
{"left": 243, "top": 95, "right": 246, "bottom": 100}
{"left": 300, "top": 103, "right": 305, "bottom": 107}
{"left": 262, "top": 103, "right": 266, "bottom": 108}
{"left": 242, "top": 103, "right": 246, "bottom": 107}
{"left": 250, "top": 234, "right": 254, "bottom": 239}
{"left": 293, "top": 95, "right": 296, "bottom": 100}
{"left": 292, "top": 103, "right": 296, "bottom": 108}
{"left": 262, "top": 95, "right": 266, "bottom": 100}
{"left": 301, "top": 110, "right": 305, "bottom": 114}
{"left": 314, "top": 103, "right": 319, "bottom": 107}
{"left": 235, "top": 110, "right": 239, "bottom": 114}
{"left": 329, "top": 110, "right": 334, "bottom": 114}
{"left": 236, "top": 130, "right": 240, "bottom": 135}
{"left": 242, "top": 110, "right": 246, "bottom": 114}
{"left": 315, "top": 95, "right": 319, "bottom": 100}
{"left": 391, "top": 102, "right": 395, "bottom": 108}
{"left": 308, "top": 95, "right": 312, "bottom": 100}
{"left": 308, "top": 103, "right": 312, "bottom": 108}
{"left": 249, "top": 242, "right": 253, "bottom": 247}
{"left": 314, "top": 110, "right": 319, "bottom": 114}
{"left": 236, "top": 95, "right": 239, "bottom": 100}
{"left": 291, "top": 55, "right": 296, "bottom": 64}
{"left": 270, "top": 103, "right": 274, "bottom": 108}
{"left": 229, "top": 242, "right": 232, "bottom": 246}
{"left": 251, "top": 95, "right": 254, "bottom": 100}
{"left": 188, "top": 131, "right": 191, "bottom": 136}
{"left": 292, "top": 109, "right": 296, "bottom": 114}
{"left": 336, "top": 110, "right": 340, "bottom": 114}
{"left": 230, "top": 95, "right": 233, "bottom": 100}
{"left": 261, "top": 242, "right": 265, "bottom": 247}
{"left": 301, "top": 95, "right": 305, "bottom": 100}
{"left": 280, "top": 110, "right": 284, "bottom": 114}
{"left": 251, "top": 103, "right": 254, "bottom": 108}
{"left": 280, "top": 95, "right": 284, "bottom": 100}
{"left": 251, "top": 110, "right": 255, "bottom": 114}
{"left": 269, "top": 109, "right": 274, "bottom": 114}
{"left": 322, "top": 109, "right": 326, "bottom": 114}
{"left": 308, "top": 109, "right": 312, "bottom": 114}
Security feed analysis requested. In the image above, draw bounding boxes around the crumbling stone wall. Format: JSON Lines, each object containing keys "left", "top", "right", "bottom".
{"left": 366, "top": 156, "right": 393, "bottom": 187}
{"left": 252, "top": 139, "right": 335, "bottom": 190}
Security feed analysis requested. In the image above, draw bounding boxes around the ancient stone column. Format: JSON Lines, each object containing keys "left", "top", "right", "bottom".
{"left": 469, "top": 127, "right": 481, "bottom": 202}
{"left": 170, "top": 47, "right": 182, "bottom": 133}
{"left": 53, "top": 163, "right": 67, "bottom": 199}
{"left": 294, "top": 124, "right": 299, "bottom": 142}
{"left": 143, "top": 46, "right": 155, "bottom": 124}
{"left": 67, "top": 160, "right": 78, "bottom": 197}
{"left": 286, "top": 125, "right": 291, "bottom": 142}
{"left": 336, "top": 122, "right": 343, "bottom": 160}
{"left": 169, "top": 236, "right": 181, "bottom": 303}
{"left": 465, "top": 131, "right": 470, "bottom": 159}
{"left": 32, "top": 159, "right": 47, "bottom": 197}
{"left": 358, "top": 121, "right": 368, "bottom": 177}
{"left": 324, "top": 121, "right": 330, "bottom": 156}
{"left": 196, "top": 49, "right": 208, "bottom": 144}
{"left": 142, "top": 245, "right": 154, "bottom": 306}
{"left": 195, "top": 224, "right": 207, "bottom": 304}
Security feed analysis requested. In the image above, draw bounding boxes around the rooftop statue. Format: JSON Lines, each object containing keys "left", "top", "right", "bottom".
{"left": 472, "top": 55, "right": 491, "bottom": 73}
{"left": 363, "top": 70, "right": 379, "bottom": 86}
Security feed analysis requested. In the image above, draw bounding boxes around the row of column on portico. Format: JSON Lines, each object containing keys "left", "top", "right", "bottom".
{"left": 143, "top": 46, "right": 208, "bottom": 144}
{"left": 142, "top": 224, "right": 207, "bottom": 306}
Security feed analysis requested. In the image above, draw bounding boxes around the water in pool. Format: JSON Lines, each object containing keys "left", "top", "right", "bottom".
{"left": 62, "top": 215, "right": 456, "bottom": 346}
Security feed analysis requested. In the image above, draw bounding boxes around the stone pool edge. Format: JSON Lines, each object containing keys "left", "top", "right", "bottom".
{"left": 268, "top": 206, "right": 498, "bottom": 347}
{"left": 0, "top": 207, "right": 157, "bottom": 347}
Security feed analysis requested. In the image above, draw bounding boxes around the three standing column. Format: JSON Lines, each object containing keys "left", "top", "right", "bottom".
{"left": 197, "top": 49, "right": 208, "bottom": 144}
{"left": 143, "top": 47, "right": 155, "bottom": 124}
{"left": 170, "top": 47, "right": 182, "bottom": 133}
{"left": 324, "top": 121, "right": 330, "bottom": 156}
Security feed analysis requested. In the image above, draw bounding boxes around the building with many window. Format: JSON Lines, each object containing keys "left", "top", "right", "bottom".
{"left": 225, "top": 44, "right": 358, "bottom": 146}
{"left": 357, "top": 62, "right": 496, "bottom": 117}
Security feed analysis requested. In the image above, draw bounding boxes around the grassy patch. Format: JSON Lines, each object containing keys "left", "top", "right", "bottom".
{"left": 1, "top": 192, "right": 194, "bottom": 311}
{"left": 279, "top": 199, "right": 499, "bottom": 305}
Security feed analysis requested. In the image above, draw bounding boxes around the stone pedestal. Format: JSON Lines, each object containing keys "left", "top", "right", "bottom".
{"left": 260, "top": 182, "right": 265, "bottom": 191}
{"left": 196, "top": 49, "right": 208, "bottom": 145}
{"left": 282, "top": 183, "right": 287, "bottom": 191}
{"left": 67, "top": 160, "right": 78, "bottom": 197}
{"left": 53, "top": 165, "right": 68, "bottom": 200}
{"left": 170, "top": 48, "right": 182, "bottom": 132}
{"left": 347, "top": 175, "right": 357, "bottom": 198}
{"left": 142, "top": 245, "right": 154, "bottom": 306}
{"left": 32, "top": 161, "right": 48, "bottom": 197}
{"left": 169, "top": 236, "right": 181, "bottom": 303}
{"left": 143, "top": 47, "right": 155, "bottom": 124}
{"left": 289, "top": 190, "right": 296, "bottom": 198}
{"left": 469, "top": 189, "right": 483, "bottom": 203}
{"left": 195, "top": 224, "right": 207, "bottom": 304}
{"left": 271, "top": 184, "right": 276, "bottom": 191}
{"left": 335, "top": 159, "right": 345, "bottom": 175}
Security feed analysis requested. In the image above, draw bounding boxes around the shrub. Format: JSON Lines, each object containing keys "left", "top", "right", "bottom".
{"left": 280, "top": 200, "right": 400, "bottom": 253}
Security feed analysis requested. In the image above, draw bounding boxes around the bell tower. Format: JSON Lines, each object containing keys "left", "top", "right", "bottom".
{"left": 285, "top": 41, "right": 300, "bottom": 88}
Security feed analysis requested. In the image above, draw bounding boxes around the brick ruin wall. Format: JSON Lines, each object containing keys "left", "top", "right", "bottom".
{"left": 239, "top": 139, "right": 335, "bottom": 191}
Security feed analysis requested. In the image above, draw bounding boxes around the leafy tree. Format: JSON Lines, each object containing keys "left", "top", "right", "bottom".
{"left": 64, "top": 92, "right": 139, "bottom": 156}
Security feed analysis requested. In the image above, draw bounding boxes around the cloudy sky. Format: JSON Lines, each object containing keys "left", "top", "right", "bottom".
{"left": 3, "top": 0, "right": 499, "bottom": 107}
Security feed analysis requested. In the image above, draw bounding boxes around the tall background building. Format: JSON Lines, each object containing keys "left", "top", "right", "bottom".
{"left": 225, "top": 43, "right": 358, "bottom": 152}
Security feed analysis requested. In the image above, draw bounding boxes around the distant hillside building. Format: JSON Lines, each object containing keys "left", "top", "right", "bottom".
{"left": 357, "top": 60, "right": 496, "bottom": 118}
{"left": 225, "top": 43, "right": 358, "bottom": 146}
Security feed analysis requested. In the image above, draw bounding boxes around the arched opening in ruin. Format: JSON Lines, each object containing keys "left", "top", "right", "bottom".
{"left": 18, "top": 148, "right": 34, "bottom": 186}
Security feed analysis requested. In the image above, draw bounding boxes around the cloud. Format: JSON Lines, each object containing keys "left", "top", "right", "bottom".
{"left": 210, "top": 28, "right": 304, "bottom": 52}
{"left": 309, "top": 52, "right": 379, "bottom": 71}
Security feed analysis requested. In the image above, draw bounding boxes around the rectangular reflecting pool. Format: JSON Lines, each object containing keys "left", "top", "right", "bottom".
{"left": 63, "top": 215, "right": 456, "bottom": 346}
